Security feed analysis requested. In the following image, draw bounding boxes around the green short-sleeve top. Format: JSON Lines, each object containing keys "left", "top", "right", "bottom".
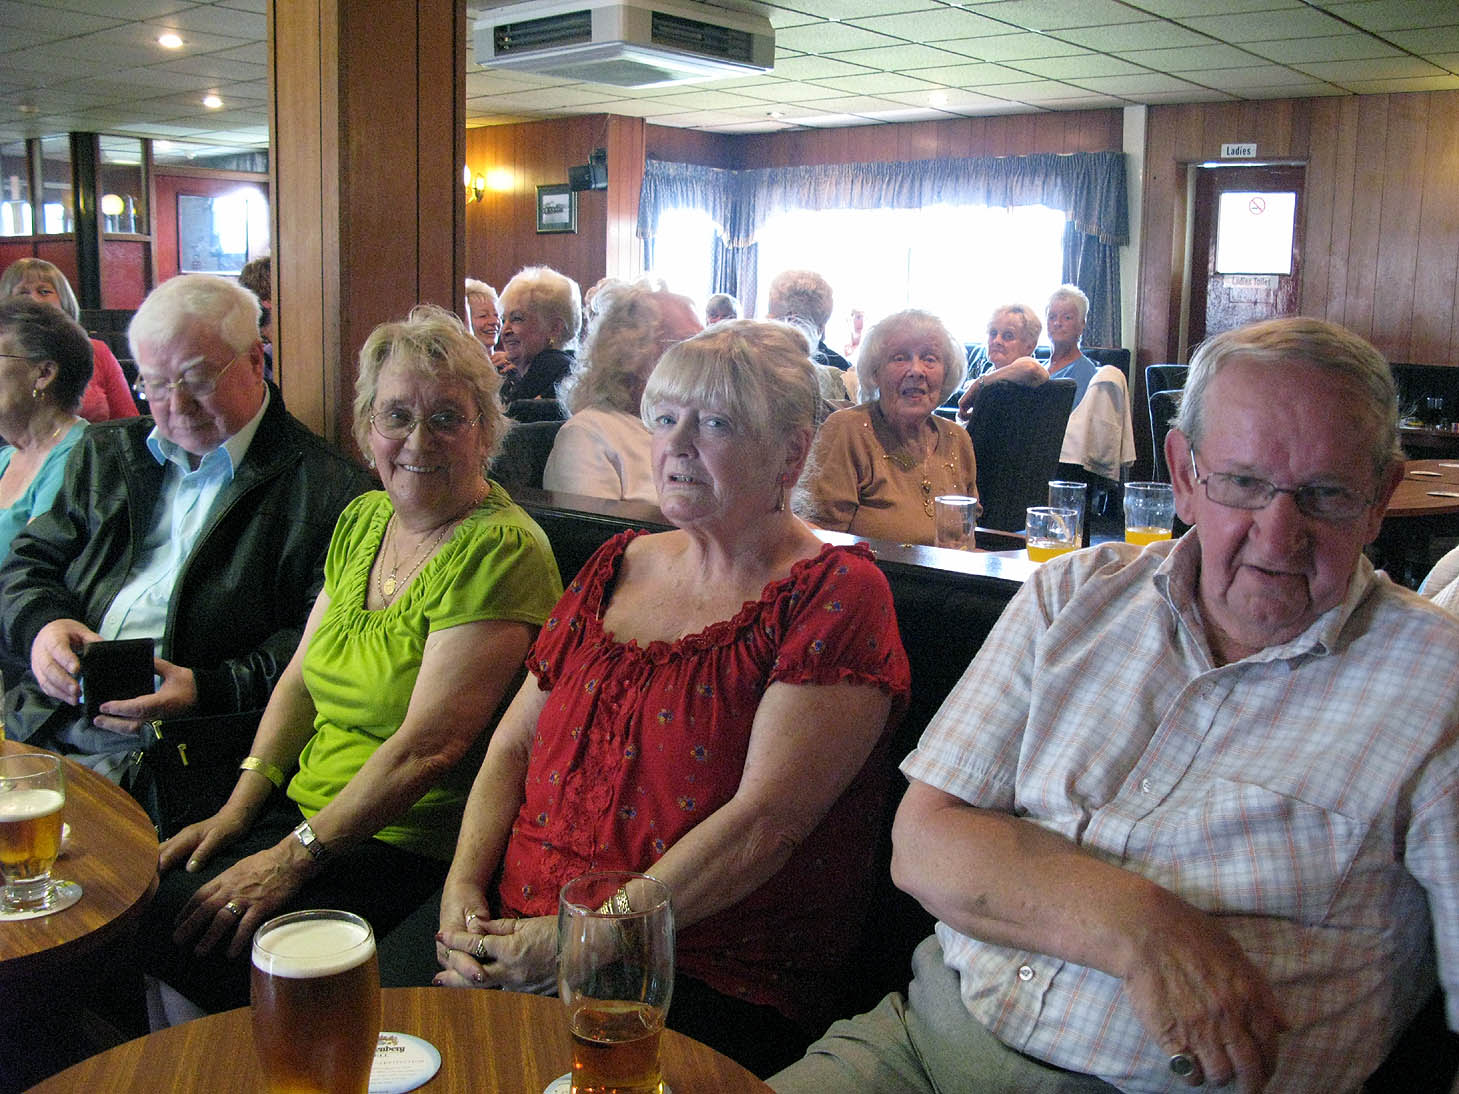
{"left": 287, "top": 485, "right": 562, "bottom": 860}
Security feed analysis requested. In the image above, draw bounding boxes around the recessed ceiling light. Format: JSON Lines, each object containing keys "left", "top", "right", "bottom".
{"left": 203, "top": 93, "right": 223, "bottom": 109}
{"left": 158, "top": 32, "right": 183, "bottom": 49}
{"left": 929, "top": 91, "right": 948, "bottom": 107}
{"left": 767, "top": 110, "right": 785, "bottom": 118}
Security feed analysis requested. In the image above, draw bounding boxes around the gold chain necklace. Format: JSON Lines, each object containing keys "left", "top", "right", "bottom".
{"left": 378, "top": 518, "right": 450, "bottom": 601}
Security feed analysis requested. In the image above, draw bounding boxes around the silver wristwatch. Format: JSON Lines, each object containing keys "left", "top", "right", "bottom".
{"left": 292, "top": 819, "right": 328, "bottom": 862}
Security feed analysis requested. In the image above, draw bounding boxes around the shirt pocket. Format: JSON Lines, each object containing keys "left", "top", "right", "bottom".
{"left": 1145, "top": 777, "right": 1368, "bottom": 926}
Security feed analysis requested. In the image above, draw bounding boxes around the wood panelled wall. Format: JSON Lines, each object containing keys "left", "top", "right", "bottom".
{"left": 1137, "top": 91, "right": 1459, "bottom": 375}
{"left": 465, "top": 109, "right": 1124, "bottom": 296}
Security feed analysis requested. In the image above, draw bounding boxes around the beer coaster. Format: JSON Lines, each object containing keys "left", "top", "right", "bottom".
{"left": 544, "top": 1075, "right": 671, "bottom": 1093}
{"left": 0, "top": 880, "right": 82, "bottom": 920}
{"left": 368, "top": 1032, "right": 440, "bottom": 1094}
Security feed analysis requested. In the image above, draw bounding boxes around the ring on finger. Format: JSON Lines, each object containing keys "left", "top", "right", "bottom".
{"left": 223, "top": 901, "right": 244, "bottom": 918}
{"left": 473, "top": 936, "right": 489, "bottom": 962}
{"left": 1168, "top": 1052, "right": 1199, "bottom": 1078}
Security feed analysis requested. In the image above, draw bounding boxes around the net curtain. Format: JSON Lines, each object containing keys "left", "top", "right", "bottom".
{"left": 637, "top": 150, "right": 1129, "bottom": 346}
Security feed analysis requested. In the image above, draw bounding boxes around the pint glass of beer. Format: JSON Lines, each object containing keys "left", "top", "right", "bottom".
{"left": 0, "top": 752, "right": 65, "bottom": 913}
{"left": 250, "top": 909, "right": 380, "bottom": 1094}
{"left": 558, "top": 871, "right": 674, "bottom": 1094}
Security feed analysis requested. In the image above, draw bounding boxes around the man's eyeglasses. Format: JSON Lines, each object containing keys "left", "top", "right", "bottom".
{"left": 134, "top": 352, "right": 245, "bottom": 402}
{"left": 1188, "top": 448, "right": 1374, "bottom": 523}
{"left": 370, "top": 407, "right": 483, "bottom": 441}
{"left": 0, "top": 354, "right": 40, "bottom": 367}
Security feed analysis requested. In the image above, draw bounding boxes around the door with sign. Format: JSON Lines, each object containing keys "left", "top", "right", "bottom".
{"left": 1188, "top": 164, "right": 1305, "bottom": 347}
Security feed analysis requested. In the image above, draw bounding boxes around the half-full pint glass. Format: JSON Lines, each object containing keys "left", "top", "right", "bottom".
{"left": 250, "top": 909, "right": 380, "bottom": 1094}
{"left": 559, "top": 871, "right": 674, "bottom": 1094}
{"left": 0, "top": 752, "right": 65, "bottom": 912}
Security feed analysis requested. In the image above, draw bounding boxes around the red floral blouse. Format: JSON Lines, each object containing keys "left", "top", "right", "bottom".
{"left": 497, "top": 531, "right": 910, "bottom": 1023}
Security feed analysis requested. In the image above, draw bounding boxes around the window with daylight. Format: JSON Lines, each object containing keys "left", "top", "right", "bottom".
{"left": 752, "top": 203, "right": 1067, "bottom": 352}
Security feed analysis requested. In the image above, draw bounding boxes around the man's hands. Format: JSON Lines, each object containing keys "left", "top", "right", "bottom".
{"left": 1121, "top": 894, "right": 1288, "bottom": 1092}
{"left": 29, "top": 619, "right": 198, "bottom": 733}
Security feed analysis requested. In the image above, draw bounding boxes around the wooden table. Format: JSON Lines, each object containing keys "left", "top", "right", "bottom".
{"left": 1371, "top": 460, "right": 1459, "bottom": 587}
{"left": 0, "top": 739, "right": 158, "bottom": 985}
{"left": 31, "top": 986, "right": 773, "bottom": 1092}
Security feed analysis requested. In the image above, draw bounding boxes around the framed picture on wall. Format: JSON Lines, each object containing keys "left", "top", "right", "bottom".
{"left": 536, "top": 184, "right": 576, "bottom": 234}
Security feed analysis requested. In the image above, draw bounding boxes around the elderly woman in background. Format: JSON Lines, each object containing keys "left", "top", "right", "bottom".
{"left": 705, "top": 292, "right": 740, "bottom": 325}
{"left": 140, "top": 304, "right": 562, "bottom": 1017}
{"left": 799, "top": 309, "right": 975, "bottom": 545}
{"left": 1046, "top": 284, "right": 1135, "bottom": 481}
{"left": 543, "top": 286, "right": 701, "bottom": 503}
{"left": 767, "top": 268, "right": 852, "bottom": 372}
{"left": 421, "top": 320, "right": 910, "bottom": 1077}
{"left": 0, "top": 298, "right": 91, "bottom": 557}
{"left": 497, "top": 265, "right": 580, "bottom": 406}
{"left": 955, "top": 302, "right": 1049, "bottom": 417}
{"left": 464, "top": 278, "right": 511, "bottom": 377}
{"left": 1, "top": 258, "right": 138, "bottom": 422}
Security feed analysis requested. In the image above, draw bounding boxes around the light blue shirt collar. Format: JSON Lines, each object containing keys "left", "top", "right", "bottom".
{"left": 145, "top": 384, "right": 270, "bottom": 477}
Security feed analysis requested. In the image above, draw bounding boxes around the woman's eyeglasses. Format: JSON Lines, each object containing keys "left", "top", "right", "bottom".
{"left": 370, "top": 407, "right": 483, "bottom": 440}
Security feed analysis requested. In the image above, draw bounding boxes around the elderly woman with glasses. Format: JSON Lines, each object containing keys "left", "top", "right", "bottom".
{"left": 1, "top": 258, "right": 139, "bottom": 422}
{"left": 138, "top": 305, "right": 562, "bottom": 1018}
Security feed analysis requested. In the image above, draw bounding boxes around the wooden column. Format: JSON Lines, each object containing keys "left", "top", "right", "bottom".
{"left": 269, "top": 0, "right": 465, "bottom": 447}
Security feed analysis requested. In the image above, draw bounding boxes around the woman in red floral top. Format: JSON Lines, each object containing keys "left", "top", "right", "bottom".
{"left": 431, "top": 320, "right": 910, "bottom": 1075}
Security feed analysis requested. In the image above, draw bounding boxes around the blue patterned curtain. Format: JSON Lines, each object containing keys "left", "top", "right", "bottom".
{"left": 638, "top": 150, "right": 1128, "bottom": 341}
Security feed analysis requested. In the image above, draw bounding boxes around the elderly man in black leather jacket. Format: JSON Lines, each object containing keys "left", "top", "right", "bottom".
{"left": 0, "top": 274, "right": 371, "bottom": 805}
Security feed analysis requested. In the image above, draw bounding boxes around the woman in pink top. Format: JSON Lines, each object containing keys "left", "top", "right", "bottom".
{"left": 1, "top": 258, "right": 139, "bottom": 422}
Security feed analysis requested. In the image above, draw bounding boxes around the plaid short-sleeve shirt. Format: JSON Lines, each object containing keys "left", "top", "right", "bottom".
{"left": 903, "top": 533, "right": 1459, "bottom": 1093}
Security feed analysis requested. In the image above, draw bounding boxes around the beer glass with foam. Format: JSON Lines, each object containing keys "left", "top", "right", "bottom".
{"left": 0, "top": 752, "right": 65, "bottom": 913}
{"left": 250, "top": 909, "right": 380, "bottom": 1094}
{"left": 558, "top": 871, "right": 675, "bottom": 1094}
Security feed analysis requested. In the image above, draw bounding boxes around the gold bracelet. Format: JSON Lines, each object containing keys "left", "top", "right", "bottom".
{"left": 239, "top": 755, "right": 285, "bottom": 789}
{"left": 596, "top": 887, "right": 632, "bottom": 915}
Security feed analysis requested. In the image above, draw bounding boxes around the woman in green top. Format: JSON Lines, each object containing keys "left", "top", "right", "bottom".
{"left": 139, "top": 305, "right": 563, "bottom": 1016}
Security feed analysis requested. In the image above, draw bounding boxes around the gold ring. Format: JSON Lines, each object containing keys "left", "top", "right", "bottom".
{"left": 223, "top": 901, "right": 244, "bottom": 918}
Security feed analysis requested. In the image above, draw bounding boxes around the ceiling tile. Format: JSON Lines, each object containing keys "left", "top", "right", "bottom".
{"left": 792, "top": 112, "right": 892, "bottom": 126}
{"left": 1339, "top": 73, "right": 1459, "bottom": 92}
{"left": 1294, "top": 56, "right": 1446, "bottom": 80}
{"left": 733, "top": 80, "right": 853, "bottom": 102}
{"left": 1386, "top": 26, "right": 1459, "bottom": 53}
{"left": 813, "top": 70, "right": 941, "bottom": 93}
{"left": 1053, "top": 21, "right": 1212, "bottom": 52}
{"left": 775, "top": 22, "right": 899, "bottom": 53}
{"left": 1238, "top": 81, "right": 1348, "bottom": 98}
{"left": 769, "top": 0, "right": 933, "bottom": 19}
{"left": 770, "top": 54, "right": 878, "bottom": 79}
{"left": 969, "top": 78, "right": 1098, "bottom": 101}
{"left": 935, "top": 31, "right": 1088, "bottom": 61}
{"left": 912, "top": 61, "right": 1033, "bottom": 84}
{"left": 21, "top": 0, "right": 185, "bottom": 16}
{"left": 850, "top": 7, "right": 1018, "bottom": 39}
{"left": 822, "top": 43, "right": 976, "bottom": 69}
{"left": 1177, "top": 8, "right": 1352, "bottom": 42}
{"left": 882, "top": 87, "right": 1012, "bottom": 109}
{"left": 0, "top": 3, "right": 122, "bottom": 34}
{"left": 1032, "top": 93, "right": 1129, "bottom": 109}
{"left": 793, "top": 93, "right": 910, "bottom": 112}
{"left": 1124, "top": 0, "right": 1306, "bottom": 13}
{"left": 1243, "top": 33, "right": 1404, "bottom": 64}
{"left": 1074, "top": 73, "right": 1213, "bottom": 94}
{"left": 641, "top": 89, "right": 773, "bottom": 108}
{"left": 761, "top": 7, "right": 826, "bottom": 30}
{"left": 1114, "top": 43, "right": 1268, "bottom": 71}
{"left": 1171, "top": 65, "right": 1330, "bottom": 89}
{"left": 1320, "top": 0, "right": 1451, "bottom": 33}
{"left": 961, "top": 0, "right": 1155, "bottom": 32}
{"left": 1135, "top": 88, "right": 1239, "bottom": 103}
{"left": 1012, "top": 53, "right": 1147, "bottom": 79}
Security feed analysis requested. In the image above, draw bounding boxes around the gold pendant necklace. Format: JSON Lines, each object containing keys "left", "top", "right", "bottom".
{"left": 379, "top": 517, "right": 450, "bottom": 601}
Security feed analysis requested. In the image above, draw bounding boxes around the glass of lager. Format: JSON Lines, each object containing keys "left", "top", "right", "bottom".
{"left": 250, "top": 909, "right": 380, "bottom": 1094}
{"left": 558, "top": 871, "right": 675, "bottom": 1094}
{"left": 0, "top": 752, "right": 66, "bottom": 913}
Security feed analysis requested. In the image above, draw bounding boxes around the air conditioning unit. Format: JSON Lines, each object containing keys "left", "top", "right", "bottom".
{"left": 474, "top": 0, "right": 775, "bottom": 88}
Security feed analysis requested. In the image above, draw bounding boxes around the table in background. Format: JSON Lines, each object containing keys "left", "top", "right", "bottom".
{"left": 1374, "top": 459, "right": 1459, "bottom": 587}
{"left": 0, "top": 739, "right": 158, "bottom": 985}
{"left": 31, "top": 986, "right": 773, "bottom": 1092}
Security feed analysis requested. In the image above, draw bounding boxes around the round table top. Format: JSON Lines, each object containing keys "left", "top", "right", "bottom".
{"left": 0, "top": 740, "right": 158, "bottom": 984}
{"left": 1385, "top": 460, "right": 1459, "bottom": 518}
{"left": 31, "top": 985, "right": 773, "bottom": 1092}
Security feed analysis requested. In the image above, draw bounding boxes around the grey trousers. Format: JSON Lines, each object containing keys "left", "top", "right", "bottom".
{"left": 768, "top": 936, "right": 1119, "bottom": 1094}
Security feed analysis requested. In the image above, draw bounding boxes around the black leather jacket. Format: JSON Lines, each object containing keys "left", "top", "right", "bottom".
{"left": 0, "top": 388, "right": 374, "bottom": 745}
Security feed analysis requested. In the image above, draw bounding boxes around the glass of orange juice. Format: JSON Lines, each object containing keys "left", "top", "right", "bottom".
{"left": 1123, "top": 482, "right": 1176, "bottom": 546}
{"left": 1026, "top": 507, "right": 1078, "bottom": 562}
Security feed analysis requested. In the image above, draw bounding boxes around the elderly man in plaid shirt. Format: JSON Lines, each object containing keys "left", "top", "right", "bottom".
{"left": 771, "top": 317, "right": 1459, "bottom": 1094}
